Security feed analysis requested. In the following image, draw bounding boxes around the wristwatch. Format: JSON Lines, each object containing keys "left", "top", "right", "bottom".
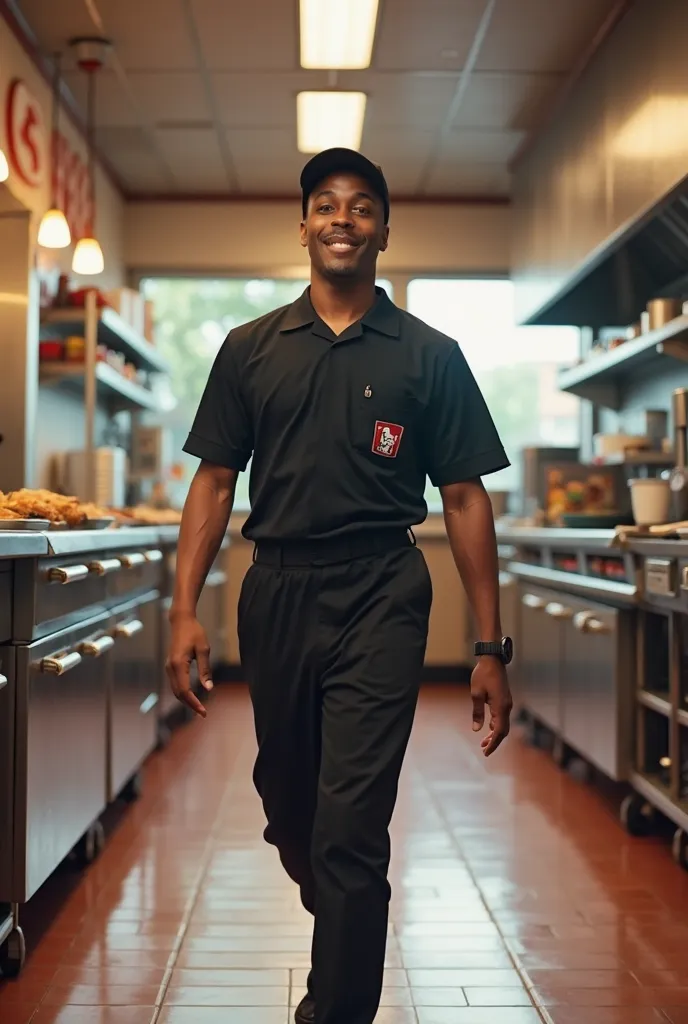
{"left": 474, "top": 636, "right": 513, "bottom": 665}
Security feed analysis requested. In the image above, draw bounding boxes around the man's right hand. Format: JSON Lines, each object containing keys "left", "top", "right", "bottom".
{"left": 166, "top": 613, "right": 213, "bottom": 719}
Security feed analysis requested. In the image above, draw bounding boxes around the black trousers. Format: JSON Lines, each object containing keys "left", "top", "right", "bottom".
{"left": 237, "top": 532, "right": 432, "bottom": 1024}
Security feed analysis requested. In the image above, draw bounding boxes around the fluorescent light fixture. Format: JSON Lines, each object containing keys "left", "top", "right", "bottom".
{"left": 72, "top": 236, "right": 104, "bottom": 275}
{"left": 297, "top": 92, "right": 367, "bottom": 154}
{"left": 0, "top": 148, "right": 8, "bottom": 182}
{"left": 38, "top": 208, "right": 72, "bottom": 248}
{"left": 300, "top": 0, "right": 379, "bottom": 69}
{"left": 614, "top": 96, "right": 688, "bottom": 159}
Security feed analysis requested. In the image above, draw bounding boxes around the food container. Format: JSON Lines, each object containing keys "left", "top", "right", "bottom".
{"left": 647, "top": 297, "right": 681, "bottom": 331}
{"left": 64, "top": 335, "right": 86, "bottom": 361}
{"left": 629, "top": 477, "right": 671, "bottom": 526}
{"left": 593, "top": 433, "right": 649, "bottom": 459}
{"left": 39, "top": 339, "right": 63, "bottom": 361}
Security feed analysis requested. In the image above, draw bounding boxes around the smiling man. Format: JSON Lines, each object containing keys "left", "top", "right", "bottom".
{"left": 167, "top": 148, "right": 514, "bottom": 1024}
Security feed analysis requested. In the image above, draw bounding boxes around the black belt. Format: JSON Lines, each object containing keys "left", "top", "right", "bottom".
{"left": 253, "top": 528, "right": 415, "bottom": 568}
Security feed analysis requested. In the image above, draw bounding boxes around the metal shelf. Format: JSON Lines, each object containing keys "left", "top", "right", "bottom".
{"left": 558, "top": 316, "right": 688, "bottom": 409}
{"left": 631, "top": 771, "right": 688, "bottom": 833}
{"left": 39, "top": 362, "right": 164, "bottom": 413}
{"left": 678, "top": 708, "right": 688, "bottom": 729}
{"left": 637, "top": 690, "right": 672, "bottom": 717}
{"left": 42, "top": 306, "right": 169, "bottom": 374}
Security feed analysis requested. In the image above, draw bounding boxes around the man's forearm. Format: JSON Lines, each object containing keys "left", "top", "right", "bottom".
{"left": 170, "top": 462, "right": 237, "bottom": 620}
{"left": 441, "top": 481, "right": 501, "bottom": 641}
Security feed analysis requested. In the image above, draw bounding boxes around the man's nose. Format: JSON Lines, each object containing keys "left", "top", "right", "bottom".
{"left": 331, "top": 212, "right": 354, "bottom": 227}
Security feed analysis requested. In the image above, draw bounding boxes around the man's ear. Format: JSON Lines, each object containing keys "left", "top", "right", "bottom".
{"left": 379, "top": 225, "right": 390, "bottom": 253}
{"left": 299, "top": 221, "right": 308, "bottom": 248}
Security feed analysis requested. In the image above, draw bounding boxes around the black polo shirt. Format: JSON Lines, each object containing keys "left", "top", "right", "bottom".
{"left": 183, "top": 287, "right": 509, "bottom": 542}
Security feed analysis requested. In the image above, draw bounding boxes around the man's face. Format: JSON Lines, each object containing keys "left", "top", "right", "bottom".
{"left": 300, "top": 172, "right": 389, "bottom": 281}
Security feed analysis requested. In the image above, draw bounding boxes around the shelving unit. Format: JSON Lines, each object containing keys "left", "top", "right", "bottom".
{"left": 42, "top": 305, "right": 169, "bottom": 374}
{"left": 558, "top": 315, "right": 688, "bottom": 409}
{"left": 39, "top": 362, "right": 164, "bottom": 413}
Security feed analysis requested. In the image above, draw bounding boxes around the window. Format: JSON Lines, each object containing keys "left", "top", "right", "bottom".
{"left": 407, "top": 279, "right": 580, "bottom": 510}
{"left": 142, "top": 277, "right": 393, "bottom": 510}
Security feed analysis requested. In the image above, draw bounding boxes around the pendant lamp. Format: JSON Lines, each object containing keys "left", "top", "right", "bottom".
{"left": 71, "top": 38, "right": 109, "bottom": 276}
{"left": 0, "top": 149, "right": 8, "bottom": 182}
{"left": 37, "top": 53, "right": 71, "bottom": 248}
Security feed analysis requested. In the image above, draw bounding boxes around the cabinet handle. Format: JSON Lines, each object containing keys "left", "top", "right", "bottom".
{"left": 545, "top": 601, "right": 573, "bottom": 619}
{"left": 681, "top": 566, "right": 688, "bottom": 591}
{"left": 0, "top": 673, "right": 7, "bottom": 691}
{"left": 46, "top": 564, "right": 89, "bottom": 584}
{"left": 139, "top": 692, "right": 159, "bottom": 714}
{"left": 115, "top": 618, "right": 144, "bottom": 639}
{"left": 145, "top": 549, "right": 163, "bottom": 563}
{"left": 573, "top": 611, "right": 612, "bottom": 635}
{"left": 120, "top": 553, "right": 146, "bottom": 569}
{"left": 522, "top": 593, "right": 545, "bottom": 610}
{"left": 88, "top": 557, "right": 121, "bottom": 577}
{"left": 80, "top": 635, "right": 115, "bottom": 658}
{"left": 40, "top": 651, "right": 82, "bottom": 675}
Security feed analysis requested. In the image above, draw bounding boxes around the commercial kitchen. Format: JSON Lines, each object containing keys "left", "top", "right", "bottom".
{"left": 2, "top": 0, "right": 688, "bottom": 1021}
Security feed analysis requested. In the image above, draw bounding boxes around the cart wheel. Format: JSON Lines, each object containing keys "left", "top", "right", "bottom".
{"left": 74, "top": 821, "right": 105, "bottom": 866}
{"left": 121, "top": 770, "right": 143, "bottom": 803}
{"left": 672, "top": 828, "right": 688, "bottom": 870}
{"left": 567, "top": 756, "right": 591, "bottom": 784}
{"left": 0, "top": 926, "right": 25, "bottom": 979}
{"left": 620, "top": 793, "right": 655, "bottom": 837}
{"left": 157, "top": 723, "right": 172, "bottom": 749}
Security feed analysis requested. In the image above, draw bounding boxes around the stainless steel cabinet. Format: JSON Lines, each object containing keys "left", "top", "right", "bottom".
{"left": 517, "top": 585, "right": 564, "bottom": 732}
{"left": 9, "top": 612, "right": 110, "bottom": 902}
{"left": 109, "top": 591, "right": 160, "bottom": 801}
{"left": 560, "top": 596, "right": 633, "bottom": 781}
{"left": 0, "top": 645, "right": 15, "bottom": 892}
{"left": 197, "top": 568, "right": 227, "bottom": 662}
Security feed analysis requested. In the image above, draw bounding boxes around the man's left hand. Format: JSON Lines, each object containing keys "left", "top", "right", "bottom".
{"left": 470, "top": 657, "right": 513, "bottom": 756}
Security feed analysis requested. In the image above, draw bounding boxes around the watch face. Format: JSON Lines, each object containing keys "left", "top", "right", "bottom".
{"left": 501, "top": 636, "right": 514, "bottom": 665}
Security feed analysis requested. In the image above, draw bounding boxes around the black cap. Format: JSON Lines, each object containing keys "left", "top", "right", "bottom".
{"left": 300, "top": 148, "right": 390, "bottom": 223}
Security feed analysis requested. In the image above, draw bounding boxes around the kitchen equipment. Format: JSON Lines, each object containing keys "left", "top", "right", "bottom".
{"left": 593, "top": 433, "right": 649, "bottom": 459}
{"left": 629, "top": 477, "right": 671, "bottom": 526}
{"left": 519, "top": 447, "right": 581, "bottom": 518}
{"left": 0, "top": 520, "right": 50, "bottom": 532}
{"left": 64, "top": 447, "right": 127, "bottom": 508}
{"left": 644, "top": 410, "right": 669, "bottom": 451}
{"left": 647, "top": 297, "right": 682, "bottom": 331}
{"left": 669, "top": 388, "right": 688, "bottom": 521}
{"left": 562, "top": 512, "right": 634, "bottom": 529}
{"left": 130, "top": 425, "right": 172, "bottom": 481}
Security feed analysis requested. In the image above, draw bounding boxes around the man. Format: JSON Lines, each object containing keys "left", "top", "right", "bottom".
{"left": 167, "top": 147, "right": 514, "bottom": 1024}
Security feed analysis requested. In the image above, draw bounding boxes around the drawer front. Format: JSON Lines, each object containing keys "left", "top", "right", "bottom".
{"left": 13, "top": 612, "right": 111, "bottom": 901}
{"left": 0, "top": 567, "right": 10, "bottom": 643}
{"left": 27, "top": 557, "right": 108, "bottom": 642}
{"left": 108, "top": 548, "right": 163, "bottom": 602}
{"left": 0, "top": 645, "right": 15, "bottom": 899}
{"left": 109, "top": 591, "right": 160, "bottom": 800}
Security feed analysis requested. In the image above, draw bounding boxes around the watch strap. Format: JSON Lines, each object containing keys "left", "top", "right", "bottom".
{"left": 474, "top": 641, "right": 503, "bottom": 658}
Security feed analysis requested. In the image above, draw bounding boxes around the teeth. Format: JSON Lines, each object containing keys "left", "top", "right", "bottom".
{"left": 329, "top": 242, "right": 354, "bottom": 250}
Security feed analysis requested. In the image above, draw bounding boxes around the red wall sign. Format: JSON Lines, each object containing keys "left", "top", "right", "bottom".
{"left": 4, "top": 77, "right": 94, "bottom": 242}
{"left": 5, "top": 78, "right": 45, "bottom": 187}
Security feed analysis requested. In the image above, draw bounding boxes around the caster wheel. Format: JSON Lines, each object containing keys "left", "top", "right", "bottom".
{"left": 672, "top": 828, "right": 688, "bottom": 870}
{"left": 74, "top": 821, "right": 105, "bottom": 866}
{"left": 121, "top": 770, "right": 143, "bottom": 803}
{"left": 0, "top": 926, "right": 25, "bottom": 978}
{"left": 157, "top": 724, "right": 172, "bottom": 750}
{"left": 567, "top": 757, "right": 591, "bottom": 784}
{"left": 620, "top": 793, "right": 655, "bottom": 837}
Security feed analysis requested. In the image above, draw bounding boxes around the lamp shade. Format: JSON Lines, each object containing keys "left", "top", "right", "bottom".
{"left": 0, "top": 149, "right": 8, "bottom": 182}
{"left": 72, "top": 236, "right": 104, "bottom": 275}
{"left": 38, "top": 208, "right": 71, "bottom": 248}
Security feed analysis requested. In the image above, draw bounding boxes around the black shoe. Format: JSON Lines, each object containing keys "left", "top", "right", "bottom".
{"left": 294, "top": 993, "right": 315, "bottom": 1023}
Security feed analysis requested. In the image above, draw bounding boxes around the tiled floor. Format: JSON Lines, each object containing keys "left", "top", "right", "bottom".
{"left": 2, "top": 684, "right": 688, "bottom": 1023}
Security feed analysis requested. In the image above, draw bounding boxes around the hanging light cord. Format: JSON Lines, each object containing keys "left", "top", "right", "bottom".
{"left": 86, "top": 65, "right": 96, "bottom": 236}
{"left": 50, "top": 52, "right": 61, "bottom": 206}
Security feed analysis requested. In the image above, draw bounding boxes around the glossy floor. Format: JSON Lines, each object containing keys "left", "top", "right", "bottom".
{"left": 2, "top": 684, "right": 688, "bottom": 1023}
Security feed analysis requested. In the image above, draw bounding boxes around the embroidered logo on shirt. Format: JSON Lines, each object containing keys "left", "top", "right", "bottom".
{"left": 372, "top": 420, "right": 404, "bottom": 458}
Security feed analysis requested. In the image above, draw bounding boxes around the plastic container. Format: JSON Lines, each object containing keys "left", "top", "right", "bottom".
{"left": 629, "top": 478, "right": 671, "bottom": 526}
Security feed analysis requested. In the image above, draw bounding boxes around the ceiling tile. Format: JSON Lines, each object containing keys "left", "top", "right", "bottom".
{"left": 227, "top": 128, "right": 303, "bottom": 194}
{"left": 63, "top": 70, "right": 136, "bottom": 127}
{"left": 212, "top": 72, "right": 327, "bottom": 128}
{"left": 476, "top": 0, "right": 620, "bottom": 72}
{"left": 338, "top": 72, "right": 458, "bottom": 129}
{"left": 15, "top": 0, "right": 95, "bottom": 48}
{"left": 93, "top": 0, "right": 197, "bottom": 70}
{"left": 374, "top": 0, "right": 489, "bottom": 71}
{"left": 454, "top": 72, "right": 564, "bottom": 130}
{"left": 442, "top": 129, "right": 525, "bottom": 163}
{"left": 360, "top": 128, "right": 435, "bottom": 193}
{"left": 424, "top": 161, "right": 511, "bottom": 196}
{"left": 191, "top": 0, "right": 298, "bottom": 71}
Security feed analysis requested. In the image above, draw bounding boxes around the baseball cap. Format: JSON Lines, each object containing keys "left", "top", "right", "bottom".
{"left": 300, "top": 148, "right": 390, "bottom": 223}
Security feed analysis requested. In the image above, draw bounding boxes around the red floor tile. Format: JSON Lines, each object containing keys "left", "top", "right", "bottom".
{"left": 2, "top": 684, "right": 688, "bottom": 1024}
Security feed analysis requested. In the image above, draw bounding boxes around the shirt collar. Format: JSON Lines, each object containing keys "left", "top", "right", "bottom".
{"left": 279, "top": 286, "right": 401, "bottom": 338}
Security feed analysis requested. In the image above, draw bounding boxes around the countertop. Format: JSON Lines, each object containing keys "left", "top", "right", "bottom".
{"left": 0, "top": 524, "right": 182, "bottom": 560}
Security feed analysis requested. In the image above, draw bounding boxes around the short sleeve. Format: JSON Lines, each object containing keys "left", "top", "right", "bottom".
{"left": 423, "top": 343, "right": 509, "bottom": 487}
{"left": 183, "top": 334, "right": 253, "bottom": 471}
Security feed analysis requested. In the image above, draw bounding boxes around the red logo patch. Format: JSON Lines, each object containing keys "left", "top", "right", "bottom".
{"left": 372, "top": 420, "right": 404, "bottom": 458}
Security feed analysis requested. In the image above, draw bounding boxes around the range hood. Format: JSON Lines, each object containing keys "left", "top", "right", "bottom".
{"left": 523, "top": 175, "right": 688, "bottom": 330}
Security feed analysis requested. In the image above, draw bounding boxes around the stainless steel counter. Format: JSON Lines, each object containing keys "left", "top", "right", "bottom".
{"left": 496, "top": 524, "right": 616, "bottom": 550}
{"left": 0, "top": 534, "right": 50, "bottom": 559}
{"left": 0, "top": 526, "right": 182, "bottom": 561}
